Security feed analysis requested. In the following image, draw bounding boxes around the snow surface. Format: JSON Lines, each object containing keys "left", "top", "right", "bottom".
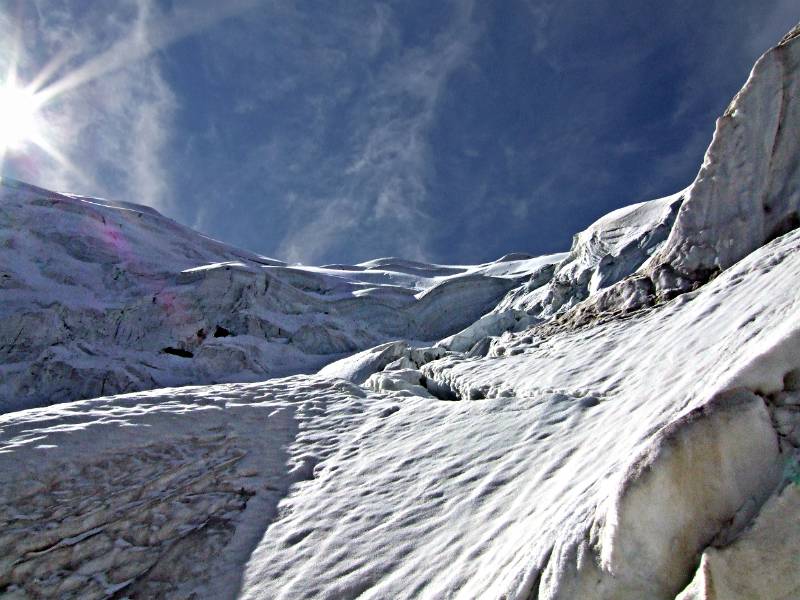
{"left": 1, "top": 220, "right": 798, "bottom": 599}
{"left": 676, "top": 482, "right": 800, "bottom": 600}
{"left": 1, "top": 20, "right": 800, "bottom": 600}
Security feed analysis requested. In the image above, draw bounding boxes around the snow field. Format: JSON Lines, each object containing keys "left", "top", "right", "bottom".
{"left": 1, "top": 227, "right": 799, "bottom": 598}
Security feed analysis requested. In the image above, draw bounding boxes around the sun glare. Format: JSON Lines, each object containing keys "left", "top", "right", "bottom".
{"left": 0, "top": 2, "right": 257, "bottom": 179}
{"left": 0, "top": 84, "right": 40, "bottom": 153}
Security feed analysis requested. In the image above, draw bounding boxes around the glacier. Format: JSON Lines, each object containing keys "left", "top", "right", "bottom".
{"left": 0, "top": 179, "right": 562, "bottom": 413}
{"left": 0, "top": 21, "right": 799, "bottom": 600}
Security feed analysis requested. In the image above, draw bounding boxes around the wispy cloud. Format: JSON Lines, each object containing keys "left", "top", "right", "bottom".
{"left": 280, "top": 196, "right": 360, "bottom": 265}
{"left": 175, "top": 0, "right": 800, "bottom": 266}
{"left": 32, "top": 0, "right": 260, "bottom": 104}
{"left": 522, "top": 0, "right": 555, "bottom": 56}
{"left": 7, "top": 0, "right": 797, "bottom": 268}
{"left": 275, "top": 0, "right": 480, "bottom": 264}
{"left": 172, "top": 0, "right": 484, "bottom": 265}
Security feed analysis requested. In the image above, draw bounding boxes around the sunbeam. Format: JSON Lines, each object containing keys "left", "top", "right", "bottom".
{"left": 0, "top": 0, "right": 260, "bottom": 195}
{"left": 34, "top": 0, "right": 260, "bottom": 106}
{"left": 29, "top": 131, "right": 95, "bottom": 190}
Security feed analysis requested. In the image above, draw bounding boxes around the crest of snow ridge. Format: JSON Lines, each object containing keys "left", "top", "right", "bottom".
{"left": 491, "top": 24, "right": 800, "bottom": 332}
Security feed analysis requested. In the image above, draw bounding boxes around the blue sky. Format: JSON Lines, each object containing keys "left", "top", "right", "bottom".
{"left": 1, "top": 0, "right": 798, "bottom": 265}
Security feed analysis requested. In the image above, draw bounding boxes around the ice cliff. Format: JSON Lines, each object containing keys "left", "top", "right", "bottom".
{"left": 0, "top": 21, "right": 799, "bottom": 600}
{"left": 487, "top": 22, "right": 800, "bottom": 333}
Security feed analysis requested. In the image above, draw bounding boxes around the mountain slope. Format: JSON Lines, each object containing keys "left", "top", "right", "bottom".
{"left": 1, "top": 208, "right": 798, "bottom": 600}
{"left": 0, "top": 178, "right": 562, "bottom": 412}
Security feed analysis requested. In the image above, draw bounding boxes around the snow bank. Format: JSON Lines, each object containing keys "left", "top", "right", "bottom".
{"left": 676, "top": 483, "right": 800, "bottom": 600}
{"left": 317, "top": 341, "right": 409, "bottom": 384}
{"left": 588, "top": 390, "right": 780, "bottom": 598}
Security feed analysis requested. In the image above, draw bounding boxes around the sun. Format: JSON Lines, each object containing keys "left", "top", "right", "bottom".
{"left": 0, "top": 84, "right": 41, "bottom": 154}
